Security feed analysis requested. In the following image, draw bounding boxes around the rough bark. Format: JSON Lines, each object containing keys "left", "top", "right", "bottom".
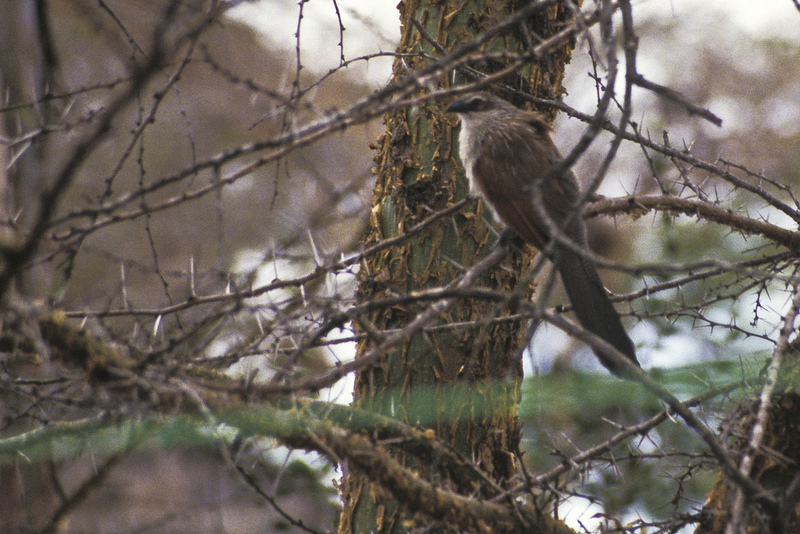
{"left": 697, "top": 343, "right": 800, "bottom": 534}
{"left": 338, "top": 1, "right": 580, "bottom": 532}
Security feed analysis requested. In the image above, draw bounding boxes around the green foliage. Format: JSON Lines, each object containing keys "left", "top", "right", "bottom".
{"left": 520, "top": 359, "right": 763, "bottom": 518}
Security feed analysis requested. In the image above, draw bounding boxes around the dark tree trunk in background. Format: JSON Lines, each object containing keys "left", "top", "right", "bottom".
{"left": 697, "top": 342, "right": 800, "bottom": 533}
{"left": 0, "top": 2, "right": 59, "bottom": 529}
{"left": 338, "top": 1, "right": 580, "bottom": 531}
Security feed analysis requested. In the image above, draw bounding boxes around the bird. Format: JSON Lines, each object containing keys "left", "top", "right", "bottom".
{"left": 446, "top": 92, "right": 638, "bottom": 377}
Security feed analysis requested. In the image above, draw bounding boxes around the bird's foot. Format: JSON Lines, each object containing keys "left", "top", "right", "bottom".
{"left": 496, "top": 228, "right": 525, "bottom": 251}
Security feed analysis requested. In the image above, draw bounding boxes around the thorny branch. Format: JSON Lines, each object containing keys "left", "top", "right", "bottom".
{"left": 725, "top": 276, "right": 800, "bottom": 534}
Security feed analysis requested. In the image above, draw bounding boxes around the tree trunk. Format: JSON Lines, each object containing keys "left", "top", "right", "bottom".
{"left": 697, "top": 340, "right": 800, "bottom": 533}
{"left": 0, "top": 2, "right": 60, "bottom": 529}
{"left": 338, "top": 1, "right": 580, "bottom": 532}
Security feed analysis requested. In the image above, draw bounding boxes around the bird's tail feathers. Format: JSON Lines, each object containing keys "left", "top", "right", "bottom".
{"left": 554, "top": 249, "right": 638, "bottom": 376}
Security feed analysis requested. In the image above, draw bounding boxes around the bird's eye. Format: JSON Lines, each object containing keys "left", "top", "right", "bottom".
{"left": 468, "top": 97, "right": 485, "bottom": 109}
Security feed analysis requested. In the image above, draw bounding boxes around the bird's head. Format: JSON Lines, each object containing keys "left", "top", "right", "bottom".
{"left": 445, "top": 92, "right": 509, "bottom": 114}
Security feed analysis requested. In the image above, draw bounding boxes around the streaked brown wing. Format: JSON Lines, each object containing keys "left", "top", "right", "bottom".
{"left": 471, "top": 115, "right": 578, "bottom": 250}
{"left": 483, "top": 189, "right": 548, "bottom": 249}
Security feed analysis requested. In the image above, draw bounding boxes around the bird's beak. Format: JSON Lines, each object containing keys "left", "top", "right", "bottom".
{"left": 446, "top": 99, "right": 469, "bottom": 113}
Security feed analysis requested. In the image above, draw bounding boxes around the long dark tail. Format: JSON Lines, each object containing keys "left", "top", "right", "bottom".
{"left": 554, "top": 248, "right": 638, "bottom": 377}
